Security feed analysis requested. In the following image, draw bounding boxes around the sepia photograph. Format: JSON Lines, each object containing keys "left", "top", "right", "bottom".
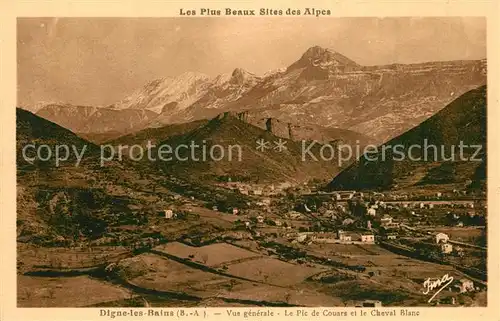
{"left": 15, "top": 17, "right": 488, "bottom": 309}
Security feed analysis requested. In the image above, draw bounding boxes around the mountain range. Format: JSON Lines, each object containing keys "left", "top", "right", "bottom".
{"left": 24, "top": 46, "right": 486, "bottom": 144}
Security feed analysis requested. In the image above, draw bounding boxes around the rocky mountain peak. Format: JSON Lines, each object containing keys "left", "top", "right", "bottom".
{"left": 288, "top": 45, "right": 360, "bottom": 72}
{"left": 230, "top": 68, "right": 257, "bottom": 86}
{"left": 301, "top": 45, "right": 333, "bottom": 59}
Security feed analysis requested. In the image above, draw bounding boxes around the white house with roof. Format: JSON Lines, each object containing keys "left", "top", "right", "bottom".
{"left": 164, "top": 209, "right": 175, "bottom": 219}
{"left": 458, "top": 279, "right": 474, "bottom": 293}
{"left": 338, "top": 231, "right": 352, "bottom": 242}
{"left": 296, "top": 233, "right": 308, "bottom": 243}
{"left": 337, "top": 230, "right": 347, "bottom": 239}
{"left": 342, "top": 218, "right": 355, "bottom": 226}
{"left": 441, "top": 243, "right": 453, "bottom": 254}
{"left": 380, "top": 214, "right": 393, "bottom": 226}
{"left": 435, "top": 232, "right": 450, "bottom": 244}
{"left": 367, "top": 208, "right": 376, "bottom": 216}
{"left": 361, "top": 234, "right": 375, "bottom": 243}
{"left": 253, "top": 188, "right": 263, "bottom": 195}
{"left": 360, "top": 300, "right": 382, "bottom": 307}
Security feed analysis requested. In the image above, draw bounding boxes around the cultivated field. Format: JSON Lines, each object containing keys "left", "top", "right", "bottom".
{"left": 124, "top": 253, "right": 235, "bottom": 298}
{"left": 18, "top": 275, "right": 132, "bottom": 307}
{"left": 423, "top": 227, "right": 485, "bottom": 243}
{"left": 225, "top": 257, "right": 325, "bottom": 287}
{"left": 153, "top": 242, "right": 261, "bottom": 267}
{"left": 17, "top": 243, "right": 132, "bottom": 270}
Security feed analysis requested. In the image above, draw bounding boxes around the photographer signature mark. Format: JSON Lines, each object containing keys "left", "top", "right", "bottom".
{"left": 422, "top": 273, "right": 454, "bottom": 303}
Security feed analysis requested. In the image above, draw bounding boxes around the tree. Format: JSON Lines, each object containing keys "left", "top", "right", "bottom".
{"left": 24, "top": 289, "right": 33, "bottom": 301}
{"left": 227, "top": 279, "right": 237, "bottom": 291}
{"left": 201, "top": 254, "right": 209, "bottom": 265}
{"left": 47, "top": 288, "right": 55, "bottom": 299}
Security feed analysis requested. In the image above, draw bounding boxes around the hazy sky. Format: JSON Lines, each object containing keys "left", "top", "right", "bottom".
{"left": 17, "top": 17, "right": 486, "bottom": 107}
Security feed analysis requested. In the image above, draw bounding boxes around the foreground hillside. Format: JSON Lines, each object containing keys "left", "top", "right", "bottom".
{"left": 16, "top": 109, "right": 252, "bottom": 245}
{"left": 327, "top": 86, "right": 487, "bottom": 191}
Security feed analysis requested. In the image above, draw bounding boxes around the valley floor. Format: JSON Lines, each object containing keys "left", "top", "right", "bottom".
{"left": 17, "top": 206, "right": 487, "bottom": 308}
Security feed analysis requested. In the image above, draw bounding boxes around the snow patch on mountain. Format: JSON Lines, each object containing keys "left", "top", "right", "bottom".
{"left": 111, "top": 71, "right": 211, "bottom": 113}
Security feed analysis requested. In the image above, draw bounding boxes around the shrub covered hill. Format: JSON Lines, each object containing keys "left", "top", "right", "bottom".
{"left": 327, "top": 85, "right": 487, "bottom": 191}
{"left": 16, "top": 109, "right": 251, "bottom": 245}
{"left": 17, "top": 109, "right": 140, "bottom": 244}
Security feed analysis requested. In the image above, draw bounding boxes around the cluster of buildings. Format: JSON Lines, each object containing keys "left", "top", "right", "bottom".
{"left": 380, "top": 214, "right": 400, "bottom": 229}
{"left": 338, "top": 230, "right": 375, "bottom": 243}
{"left": 331, "top": 191, "right": 359, "bottom": 200}
{"left": 219, "top": 181, "right": 293, "bottom": 196}
{"left": 388, "top": 201, "right": 476, "bottom": 209}
{"left": 292, "top": 230, "right": 376, "bottom": 244}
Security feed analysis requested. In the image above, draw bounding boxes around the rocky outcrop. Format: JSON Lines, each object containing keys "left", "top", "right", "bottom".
{"left": 214, "top": 112, "right": 372, "bottom": 145}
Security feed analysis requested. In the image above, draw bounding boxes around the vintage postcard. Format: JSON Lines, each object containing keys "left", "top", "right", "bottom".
{"left": 1, "top": 0, "right": 499, "bottom": 320}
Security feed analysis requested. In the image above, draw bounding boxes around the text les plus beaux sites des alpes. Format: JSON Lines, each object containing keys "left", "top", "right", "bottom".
{"left": 179, "top": 8, "right": 332, "bottom": 17}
